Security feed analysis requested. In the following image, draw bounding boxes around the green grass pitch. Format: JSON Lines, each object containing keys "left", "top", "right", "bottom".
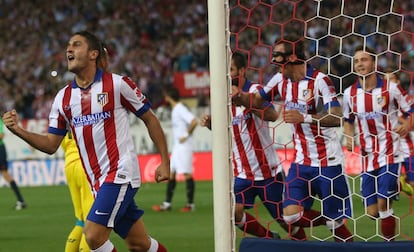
{"left": 0, "top": 180, "right": 412, "bottom": 251}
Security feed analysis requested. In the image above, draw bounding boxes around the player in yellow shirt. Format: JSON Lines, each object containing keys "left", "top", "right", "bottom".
{"left": 62, "top": 132, "right": 94, "bottom": 252}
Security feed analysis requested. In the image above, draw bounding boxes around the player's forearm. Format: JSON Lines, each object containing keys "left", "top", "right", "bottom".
{"left": 410, "top": 113, "right": 414, "bottom": 130}
{"left": 311, "top": 107, "right": 342, "bottom": 127}
{"left": 10, "top": 127, "right": 59, "bottom": 154}
{"left": 187, "top": 119, "right": 198, "bottom": 136}
{"left": 310, "top": 113, "right": 341, "bottom": 127}
{"left": 144, "top": 114, "right": 170, "bottom": 164}
{"left": 250, "top": 106, "right": 278, "bottom": 122}
{"left": 151, "top": 131, "right": 170, "bottom": 166}
{"left": 343, "top": 121, "right": 355, "bottom": 151}
{"left": 233, "top": 91, "right": 264, "bottom": 110}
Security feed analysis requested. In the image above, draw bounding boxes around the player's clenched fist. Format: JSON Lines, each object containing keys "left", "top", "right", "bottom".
{"left": 2, "top": 109, "right": 20, "bottom": 132}
{"left": 154, "top": 163, "right": 170, "bottom": 183}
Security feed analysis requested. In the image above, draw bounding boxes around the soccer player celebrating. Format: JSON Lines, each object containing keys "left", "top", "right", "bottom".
{"left": 2, "top": 31, "right": 169, "bottom": 252}
{"left": 201, "top": 52, "right": 304, "bottom": 240}
{"left": 343, "top": 46, "right": 414, "bottom": 241}
{"left": 233, "top": 37, "right": 353, "bottom": 242}
{"left": 63, "top": 40, "right": 109, "bottom": 252}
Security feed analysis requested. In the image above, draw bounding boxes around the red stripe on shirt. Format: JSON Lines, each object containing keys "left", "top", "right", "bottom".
{"left": 381, "top": 83, "right": 394, "bottom": 164}
{"left": 62, "top": 84, "right": 73, "bottom": 126}
{"left": 81, "top": 87, "right": 101, "bottom": 191}
{"left": 246, "top": 112, "right": 272, "bottom": 179}
{"left": 307, "top": 78, "right": 316, "bottom": 114}
{"left": 102, "top": 73, "right": 120, "bottom": 183}
{"left": 364, "top": 90, "right": 380, "bottom": 168}
{"left": 232, "top": 106, "right": 254, "bottom": 179}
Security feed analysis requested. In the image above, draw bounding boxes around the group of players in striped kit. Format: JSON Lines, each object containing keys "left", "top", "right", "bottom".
{"left": 226, "top": 36, "right": 414, "bottom": 242}
{"left": 3, "top": 28, "right": 414, "bottom": 252}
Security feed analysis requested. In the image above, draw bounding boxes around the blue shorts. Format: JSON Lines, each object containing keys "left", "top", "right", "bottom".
{"left": 361, "top": 163, "right": 400, "bottom": 207}
{"left": 402, "top": 156, "right": 414, "bottom": 182}
{"left": 87, "top": 183, "right": 144, "bottom": 239}
{"left": 283, "top": 163, "right": 352, "bottom": 220}
{"left": 234, "top": 173, "right": 284, "bottom": 220}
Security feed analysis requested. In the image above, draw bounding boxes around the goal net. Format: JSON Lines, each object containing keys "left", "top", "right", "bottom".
{"left": 209, "top": 0, "right": 414, "bottom": 251}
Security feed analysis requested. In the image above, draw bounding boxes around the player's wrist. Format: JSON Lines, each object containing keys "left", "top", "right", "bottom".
{"left": 303, "top": 114, "right": 313, "bottom": 124}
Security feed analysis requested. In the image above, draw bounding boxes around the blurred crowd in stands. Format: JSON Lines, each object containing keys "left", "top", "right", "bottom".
{"left": 0, "top": 0, "right": 412, "bottom": 119}
{"left": 230, "top": 0, "right": 414, "bottom": 93}
{"left": 0, "top": 0, "right": 208, "bottom": 119}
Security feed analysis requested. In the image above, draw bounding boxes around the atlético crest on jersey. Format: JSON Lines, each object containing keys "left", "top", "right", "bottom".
{"left": 97, "top": 93, "right": 109, "bottom": 106}
{"left": 302, "top": 89, "right": 312, "bottom": 101}
{"left": 377, "top": 95, "right": 386, "bottom": 107}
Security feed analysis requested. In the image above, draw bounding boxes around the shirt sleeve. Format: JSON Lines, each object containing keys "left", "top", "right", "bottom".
{"left": 259, "top": 73, "right": 283, "bottom": 101}
{"left": 251, "top": 84, "right": 273, "bottom": 108}
{"left": 316, "top": 74, "right": 341, "bottom": 110}
{"left": 120, "top": 76, "right": 151, "bottom": 117}
{"left": 393, "top": 82, "right": 414, "bottom": 115}
{"left": 48, "top": 91, "right": 68, "bottom": 136}
{"left": 179, "top": 104, "right": 196, "bottom": 124}
{"left": 342, "top": 87, "right": 354, "bottom": 123}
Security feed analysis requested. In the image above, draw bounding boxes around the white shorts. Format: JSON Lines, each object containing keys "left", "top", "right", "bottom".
{"left": 170, "top": 144, "right": 193, "bottom": 174}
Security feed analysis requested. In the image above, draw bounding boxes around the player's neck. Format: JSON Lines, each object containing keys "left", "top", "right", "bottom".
{"left": 359, "top": 74, "right": 377, "bottom": 91}
{"left": 75, "top": 66, "right": 97, "bottom": 88}
{"left": 170, "top": 100, "right": 179, "bottom": 108}
{"left": 289, "top": 64, "right": 306, "bottom": 82}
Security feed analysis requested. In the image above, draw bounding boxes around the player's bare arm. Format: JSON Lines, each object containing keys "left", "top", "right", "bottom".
{"left": 188, "top": 118, "right": 198, "bottom": 135}
{"left": 394, "top": 115, "right": 410, "bottom": 138}
{"left": 284, "top": 106, "right": 342, "bottom": 127}
{"left": 140, "top": 109, "right": 170, "bottom": 183}
{"left": 180, "top": 118, "right": 198, "bottom": 143}
{"left": 232, "top": 86, "right": 278, "bottom": 121}
{"left": 343, "top": 121, "right": 355, "bottom": 151}
{"left": 249, "top": 105, "right": 278, "bottom": 122}
{"left": 231, "top": 86, "right": 262, "bottom": 109}
{"left": 3, "top": 109, "right": 64, "bottom": 154}
{"left": 312, "top": 106, "right": 343, "bottom": 127}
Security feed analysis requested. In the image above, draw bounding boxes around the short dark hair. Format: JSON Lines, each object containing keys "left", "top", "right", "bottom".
{"left": 354, "top": 45, "right": 376, "bottom": 60}
{"left": 164, "top": 86, "right": 180, "bottom": 101}
{"left": 274, "top": 35, "right": 306, "bottom": 62}
{"left": 232, "top": 52, "right": 247, "bottom": 70}
{"left": 73, "top": 30, "right": 106, "bottom": 66}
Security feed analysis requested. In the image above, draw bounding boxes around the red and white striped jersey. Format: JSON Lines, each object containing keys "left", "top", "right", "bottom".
{"left": 48, "top": 69, "right": 151, "bottom": 193}
{"left": 399, "top": 132, "right": 414, "bottom": 158}
{"left": 343, "top": 77, "right": 413, "bottom": 171}
{"left": 259, "top": 67, "right": 343, "bottom": 167}
{"left": 232, "top": 82, "right": 283, "bottom": 180}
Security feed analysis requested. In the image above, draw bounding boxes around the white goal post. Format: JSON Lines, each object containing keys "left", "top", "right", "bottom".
{"left": 207, "top": 1, "right": 235, "bottom": 252}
